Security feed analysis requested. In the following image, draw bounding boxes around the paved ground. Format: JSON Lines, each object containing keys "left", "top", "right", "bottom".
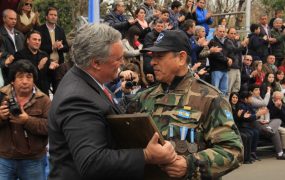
{"left": 224, "top": 147, "right": 285, "bottom": 180}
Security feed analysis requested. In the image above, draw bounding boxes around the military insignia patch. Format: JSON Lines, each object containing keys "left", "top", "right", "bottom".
{"left": 177, "top": 110, "right": 191, "bottom": 119}
{"left": 224, "top": 110, "right": 233, "bottom": 120}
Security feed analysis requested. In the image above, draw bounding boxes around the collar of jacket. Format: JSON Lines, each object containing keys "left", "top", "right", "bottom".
{"left": 160, "top": 72, "right": 192, "bottom": 93}
{"left": 0, "top": 84, "right": 45, "bottom": 99}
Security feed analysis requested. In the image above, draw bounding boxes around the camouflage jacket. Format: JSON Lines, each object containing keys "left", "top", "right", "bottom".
{"left": 129, "top": 73, "right": 243, "bottom": 179}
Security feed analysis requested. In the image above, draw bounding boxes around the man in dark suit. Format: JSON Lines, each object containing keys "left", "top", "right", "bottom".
{"left": 0, "top": 9, "right": 25, "bottom": 84}
{"left": 36, "top": 7, "right": 69, "bottom": 93}
{"left": 48, "top": 23, "right": 176, "bottom": 180}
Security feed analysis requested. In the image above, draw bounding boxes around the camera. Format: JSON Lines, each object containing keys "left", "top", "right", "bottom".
{"left": 125, "top": 80, "right": 138, "bottom": 89}
{"left": 8, "top": 97, "right": 21, "bottom": 116}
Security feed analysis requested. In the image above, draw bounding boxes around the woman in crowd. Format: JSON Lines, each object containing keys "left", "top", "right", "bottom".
{"left": 260, "top": 72, "right": 280, "bottom": 98}
{"left": 229, "top": 92, "right": 253, "bottom": 164}
{"left": 15, "top": 0, "right": 40, "bottom": 35}
{"left": 180, "top": 0, "right": 196, "bottom": 21}
{"left": 133, "top": 7, "right": 151, "bottom": 43}
{"left": 252, "top": 61, "right": 265, "bottom": 86}
{"left": 122, "top": 26, "right": 143, "bottom": 64}
{"left": 275, "top": 70, "right": 285, "bottom": 94}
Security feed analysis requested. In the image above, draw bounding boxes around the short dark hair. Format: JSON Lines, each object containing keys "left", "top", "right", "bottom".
{"left": 9, "top": 60, "right": 38, "bottom": 83}
{"left": 25, "top": 30, "right": 41, "bottom": 47}
{"left": 135, "top": 7, "right": 146, "bottom": 16}
{"left": 46, "top": 7, "right": 57, "bottom": 16}
{"left": 250, "top": 23, "right": 259, "bottom": 33}
{"left": 248, "top": 84, "right": 260, "bottom": 92}
{"left": 239, "top": 91, "right": 252, "bottom": 100}
{"left": 171, "top": 1, "right": 182, "bottom": 10}
{"left": 181, "top": 19, "right": 195, "bottom": 32}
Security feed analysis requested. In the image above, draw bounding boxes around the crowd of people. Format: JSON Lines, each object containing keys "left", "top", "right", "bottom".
{"left": 0, "top": 0, "right": 284, "bottom": 179}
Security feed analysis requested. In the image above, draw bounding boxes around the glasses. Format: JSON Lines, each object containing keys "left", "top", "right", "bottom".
{"left": 24, "top": 3, "right": 33, "bottom": 7}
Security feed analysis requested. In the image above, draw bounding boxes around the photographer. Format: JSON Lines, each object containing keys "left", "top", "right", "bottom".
{"left": 0, "top": 60, "right": 51, "bottom": 179}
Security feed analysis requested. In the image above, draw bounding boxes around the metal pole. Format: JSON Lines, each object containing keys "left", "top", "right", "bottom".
{"left": 88, "top": 0, "right": 100, "bottom": 23}
{"left": 245, "top": 0, "right": 251, "bottom": 32}
{"left": 212, "top": 11, "right": 246, "bottom": 17}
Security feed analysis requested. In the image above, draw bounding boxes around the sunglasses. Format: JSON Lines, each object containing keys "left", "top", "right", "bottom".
{"left": 24, "top": 3, "right": 33, "bottom": 7}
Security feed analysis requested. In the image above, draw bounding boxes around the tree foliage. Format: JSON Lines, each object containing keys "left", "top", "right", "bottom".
{"left": 260, "top": 0, "right": 285, "bottom": 11}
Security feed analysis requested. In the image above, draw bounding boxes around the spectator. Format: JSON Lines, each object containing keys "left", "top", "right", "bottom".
{"left": 0, "top": 9, "right": 25, "bottom": 84}
{"left": 266, "top": 91, "right": 285, "bottom": 159}
{"left": 195, "top": 0, "right": 213, "bottom": 36}
{"left": 249, "top": 84, "right": 271, "bottom": 125}
{"left": 238, "top": 91, "right": 264, "bottom": 161}
{"left": 224, "top": 27, "right": 247, "bottom": 94}
{"left": 143, "top": 19, "right": 164, "bottom": 75}
{"left": 15, "top": 0, "right": 40, "bottom": 35}
{"left": 258, "top": 14, "right": 272, "bottom": 62}
{"left": 104, "top": 0, "right": 137, "bottom": 38}
{"left": 133, "top": 7, "right": 151, "bottom": 43}
{"left": 268, "top": 91, "right": 285, "bottom": 125}
{"left": 180, "top": 0, "right": 196, "bottom": 21}
{"left": 48, "top": 23, "right": 176, "bottom": 180}
{"left": 270, "top": 18, "right": 285, "bottom": 67}
{"left": 262, "top": 54, "right": 278, "bottom": 75}
{"left": 252, "top": 60, "right": 265, "bottom": 86}
{"left": 229, "top": 92, "right": 253, "bottom": 164}
{"left": 208, "top": 25, "right": 232, "bottom": 95}
{"left": 140, "top": 0, "right": 160, "bottom": 24}
{"left": 275, "top": 70, "right": 285, "bottom": 93}
{"left": 168, "top": 0, "right": 185, "bottom": 29}
{"left": 269, "top": 9, "right": 284, "bottom": 29}
{"left": 260, "top": 72, "right": 280, "bottom": 98}
{"left": 247, "top": 23, "right": 269, "bottom": 62}
{"left": 14, "top": 30, "right": 58, "bottom": 95}
{"left": 181, "top": 19, "right": 202, "bottom": 66}
{"left": 122, "top": 26, "right": 142, "bottom": 64}
{"left": 240, "top": 55, "right": 255, "bottom": 92}
{"left": 37, "top": 6, "right": 69, "bottom": 93}
{"left": 0, "top": 60, "right": 51, "bottom": 179}
{"left": 159, "top": 9, "right": 173, "bottom": 30}
{"left": 218, "top": 17, "right": 227, "bottom": 27}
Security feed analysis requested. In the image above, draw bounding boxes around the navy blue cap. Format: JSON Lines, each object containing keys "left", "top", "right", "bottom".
{"left": 141, "top": 30, "right": 191, "bottom": 54}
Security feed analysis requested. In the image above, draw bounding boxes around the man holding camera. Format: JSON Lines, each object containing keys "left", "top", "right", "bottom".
{"left": 0, "top": 60, "right": 51, "bottom": 179}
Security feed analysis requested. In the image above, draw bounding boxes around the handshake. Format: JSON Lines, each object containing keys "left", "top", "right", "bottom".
{"left": 143, "top": 133, "right": 188, "bottom": 178}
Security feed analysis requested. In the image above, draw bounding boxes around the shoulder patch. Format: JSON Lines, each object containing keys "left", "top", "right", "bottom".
{"left": 224, "top": 109, "right": 234, "bottom": 120}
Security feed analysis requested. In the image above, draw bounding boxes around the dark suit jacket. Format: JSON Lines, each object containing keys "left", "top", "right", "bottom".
{"left": 48, "top": 66, "right": 145, "bottom": 180}
{"left": 0, "top": 26, "right": 25, "bottom": 84}
{"left": 36, "top": 24, "right": 69, "bottom": 64}
{"left": 0, "top": 26, "right": 25, "bottom": 55}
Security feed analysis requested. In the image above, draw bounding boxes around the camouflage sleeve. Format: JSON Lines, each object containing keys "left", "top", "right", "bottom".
{"left": 185, "top": 96, "right": 244, "bottom": 179}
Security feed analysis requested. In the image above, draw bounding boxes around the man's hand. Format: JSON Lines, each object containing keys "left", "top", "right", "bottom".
{"left": 38, "top": 57, "right": 48, "bottom": 70}
{"left": 0, "top": 101, "right": 10, "bottom": 121}
{"left": 209, "top": 46, "right": 222, "bottom": 53}
{"left": 128, "top": 18, "right": 137, "bottom": 25}
{"left": 161, "top": 155, "right": 188, "bottom": 178}
{"left": 49, "top": 62, "right": 59, "bottom": 70}
{"left": 4, "top": 55, "right": 14, "bottom": 66}
{"left": 9, "top": 107, "right": 29, "bottom": 124}
{"left": 144, "top": 133, "right": 177, "bottom": 165}
{"left": 206, "top": 12, "right": 212, "bottom": 19}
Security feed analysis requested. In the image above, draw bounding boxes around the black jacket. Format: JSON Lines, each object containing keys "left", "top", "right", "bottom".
{"left": 208, "top": 36, "right": 228, "bottom": 72}
{"left": 104, "top": 11, "right": 131, "bottom": 38}
{"left": 48, "top": 66, "right": 145, "bottom": 180}
{"left": 36, "top": 24, "right": 69, "bottom": 64}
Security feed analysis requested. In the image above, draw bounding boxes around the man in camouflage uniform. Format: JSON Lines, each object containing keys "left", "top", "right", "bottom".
{"left": 129, "top": 30, "right": 243, "bottom": 179}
